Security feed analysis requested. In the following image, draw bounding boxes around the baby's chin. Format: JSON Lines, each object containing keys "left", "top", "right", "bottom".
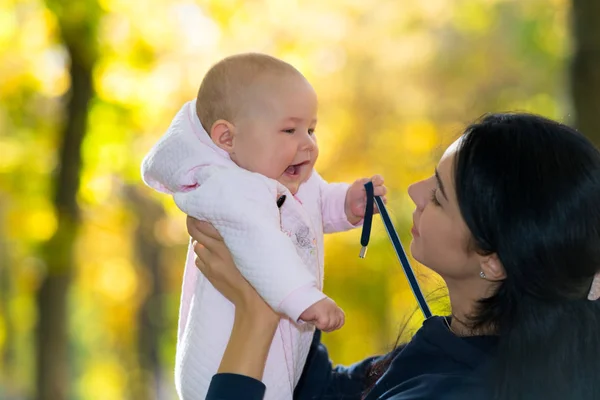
{"left": 277, "top": 175, "right": 311, "bottom": 195}
{"left": 277, "top": 166, "right": 313, "bottom": 195}
{"left": 279, "top": 181, "right": 300, "bottom": 195}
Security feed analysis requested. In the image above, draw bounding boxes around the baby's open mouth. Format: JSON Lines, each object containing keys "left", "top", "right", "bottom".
{"left": 285, "top": 161, "right": 309, "bottom": 176}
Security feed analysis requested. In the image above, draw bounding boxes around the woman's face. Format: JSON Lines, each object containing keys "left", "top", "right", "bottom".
{"left": 408, "top": 139, "right": 482, "bottom": 280}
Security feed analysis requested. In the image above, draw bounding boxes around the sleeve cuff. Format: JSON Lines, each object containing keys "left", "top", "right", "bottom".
{"left": 322, "top": 183, "right": 363, "bottom": 232}
{"left": 278, "top": 284, "right": 327, "bottom": 323}
{"left": 327, "top": 214, "right": 363, "bottom": 233}
{"left": 206, "top": 373, "right": 266, "bottom": 400}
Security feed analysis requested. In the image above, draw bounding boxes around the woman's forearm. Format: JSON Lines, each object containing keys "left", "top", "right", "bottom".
{"left": 218, "top": 303, "right": 279, "bottom": 380}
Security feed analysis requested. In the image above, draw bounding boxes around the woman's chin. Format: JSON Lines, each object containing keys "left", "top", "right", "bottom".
{"left": 409, "top": 240, "right": 421, "bottom": 262}
{"left": 409, "top": 240, "right": 429, "bottom": 270}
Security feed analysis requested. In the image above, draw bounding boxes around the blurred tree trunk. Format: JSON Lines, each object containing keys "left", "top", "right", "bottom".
{"left": 125, "top": 186, "right": 167, "bottom": 400}
{"left": 35, "top": 2, "right": 99, "bottom": 399}
{"left": 570, "top": 0, "right": 600, "bottom": 145}
{"left": 0, "top": 200, "right": 16, "bottom": 395}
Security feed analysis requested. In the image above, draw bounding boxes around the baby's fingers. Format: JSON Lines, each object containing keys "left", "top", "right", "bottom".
{"left": 374, "top": 184, "right": 387, "bottom": 197}
{"left": 322, "top": 308, "right": 345, "bottom": 332}
{"left": 314, "top": 316, "right": 330, "bottom": 331}
{"left": 335, "top": 309, "right": 346, "bottom": 331}
{"left": 371, "top": 175, "right": 384, "bottom": 186}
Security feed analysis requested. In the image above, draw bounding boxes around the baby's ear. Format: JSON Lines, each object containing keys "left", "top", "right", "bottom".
{"left": 210, "top": 119, "right": 235, "bottom": 153}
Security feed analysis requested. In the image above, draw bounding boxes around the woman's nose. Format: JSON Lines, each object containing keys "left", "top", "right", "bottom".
{"left": 408, "top": 179, "right": 430, "bottom": 211}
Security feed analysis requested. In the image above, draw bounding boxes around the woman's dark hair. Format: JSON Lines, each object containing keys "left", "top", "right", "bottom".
{"left": 455, "top": 113, "right": 600, "bottom": 399}
{"left": 364, "top": 113, "right": 600, "bottom": 399}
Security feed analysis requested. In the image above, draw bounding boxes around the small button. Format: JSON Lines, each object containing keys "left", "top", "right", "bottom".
{"left": 277, "top": 195, "right": 287, "bottom": 208}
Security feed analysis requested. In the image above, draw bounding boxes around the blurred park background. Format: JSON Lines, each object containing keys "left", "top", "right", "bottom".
{"left": 1, "top": 0, "right": 599, "bottom": 399}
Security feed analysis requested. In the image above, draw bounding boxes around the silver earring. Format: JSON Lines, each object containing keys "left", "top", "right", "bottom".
{"left": 480, "top": 271, "right": 487, "bottom": 279}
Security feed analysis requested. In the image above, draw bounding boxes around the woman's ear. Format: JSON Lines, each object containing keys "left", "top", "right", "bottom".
{"left": 210, "top": 119, "right": 236, "bottom": 154}
{"left": 480, "top": 253, "right": 506, "bottom": 282}
{"left": 588, "top": 272, "right": 600, "bottom": 301}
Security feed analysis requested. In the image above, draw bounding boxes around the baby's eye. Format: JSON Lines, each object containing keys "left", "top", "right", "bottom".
{"left": 282, "top": 128, "right": 295, "bottom": 134}
{"left": 308, "top": 129, "right": 315, "bottom": 135}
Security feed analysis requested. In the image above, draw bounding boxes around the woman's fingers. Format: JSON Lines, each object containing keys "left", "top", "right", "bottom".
{"left": 196, "top": 220, "right": 223, "bottom": 240}
{"left": 194, "top": 251, "right": 207, "bottom": 274}
{"left": 193, "top": 240, "right": 210, "bottom": 263}
{"left": 186, "top": 217, "right": 223, "bottom": 250}
{"left": 193, "top": 241, "right": 219, "bottom": 281}
{"left": 191, "top": 227, "right": 220, "bottom": 254}
{"left": 186, "top": 216, "right": 202, "bottom": 239}
{"left": 186, "top": 217, "right": 223, "bottom": 240}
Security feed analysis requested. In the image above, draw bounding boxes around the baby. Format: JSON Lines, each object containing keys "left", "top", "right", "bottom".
{"left": 141, "top": 53, "right": 386, "bottom": 400}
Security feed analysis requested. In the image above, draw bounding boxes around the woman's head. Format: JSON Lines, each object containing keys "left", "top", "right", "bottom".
{"left": 456, "top": 113, "right": 600, "bottom": 303}
{"left": 409, "top": 113, "right": 600, "bottom": 399}
{"left": 408, "top": 139, "right": 506, "bottom": 288}
{"left": 411, "top": 113, "right": 600, "bottom": 305}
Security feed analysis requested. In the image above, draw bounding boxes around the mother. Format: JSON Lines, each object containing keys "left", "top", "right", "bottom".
{"left": 187, "top": 113, "right": 600, "bottom": 400}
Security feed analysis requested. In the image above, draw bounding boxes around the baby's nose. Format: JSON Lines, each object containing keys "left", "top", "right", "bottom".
{"left": 300, "top": 134, "right": 316, "bottom": 150}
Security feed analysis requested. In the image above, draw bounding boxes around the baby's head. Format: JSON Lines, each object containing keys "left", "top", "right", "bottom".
{"left": 197, "top": 53, "right": 319, "bottom": 195}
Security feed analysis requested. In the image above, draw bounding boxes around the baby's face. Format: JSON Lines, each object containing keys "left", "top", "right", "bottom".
{"left": 231, "top": 75, "right": 319, "bottom": 195}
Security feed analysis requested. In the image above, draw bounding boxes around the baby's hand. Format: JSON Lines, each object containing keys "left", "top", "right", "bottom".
{"left": 299, "top": 298, "right": 345, "bottom": 332}
{"left": 345, "top": 175, "right": 387, "bottom": 225}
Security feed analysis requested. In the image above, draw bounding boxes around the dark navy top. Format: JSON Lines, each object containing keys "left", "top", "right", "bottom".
{"left": 206, "top": 316, "right": 497, "bottom": 399}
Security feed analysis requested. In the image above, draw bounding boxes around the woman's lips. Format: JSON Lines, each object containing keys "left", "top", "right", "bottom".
{"left": 411, "top": 217, "right": 420, "bottom": 236}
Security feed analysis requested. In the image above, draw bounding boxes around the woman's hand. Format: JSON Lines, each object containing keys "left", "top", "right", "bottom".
{"left": 186, "top": 216, "right": 279, "bottom": 380}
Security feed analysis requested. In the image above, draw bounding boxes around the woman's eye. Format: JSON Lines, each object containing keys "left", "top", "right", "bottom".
{"left": 430, "top": 189, "right": 441, "bottom": 206}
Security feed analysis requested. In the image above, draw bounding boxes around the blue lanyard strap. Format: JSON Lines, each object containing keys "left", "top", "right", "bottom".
{"left": 359, "top": 181, "right": 375, "bottom": 258}
{"left": 360, "top": 182, "right": 432, "bottom": 319}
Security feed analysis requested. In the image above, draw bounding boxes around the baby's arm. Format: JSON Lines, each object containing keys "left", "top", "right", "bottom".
{"left": 175, "top": 169, "right": 327, "bottom": 323}
{"left": 315, "top": 172, "right": 387, "bottom": 233}
{"left": 312, "top": 172, "right": 360, "bottom": 234}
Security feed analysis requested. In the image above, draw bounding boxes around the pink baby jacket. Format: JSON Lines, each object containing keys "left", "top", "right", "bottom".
{"left": 141, "top": 100, "right": 357, "bottom": 399}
